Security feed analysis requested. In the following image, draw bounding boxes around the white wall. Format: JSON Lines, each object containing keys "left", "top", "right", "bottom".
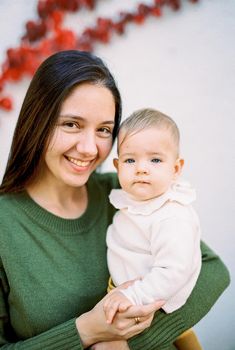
{"left": 0, "top": 1, "right": 234, "bottom": 349}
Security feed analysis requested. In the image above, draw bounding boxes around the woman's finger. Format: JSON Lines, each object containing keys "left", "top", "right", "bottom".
{"left": 120, "top": 315, "right": 154, "bottom": 339}
{"left": 111, "top": 304, "right": 156, "bottom": 339}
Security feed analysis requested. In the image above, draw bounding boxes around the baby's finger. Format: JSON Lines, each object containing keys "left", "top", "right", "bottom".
{"left": 118, "top": 300, "right": 132, "bottom": 312}
{"left": 105, "top": 301, "right": 120, "bottom": 324}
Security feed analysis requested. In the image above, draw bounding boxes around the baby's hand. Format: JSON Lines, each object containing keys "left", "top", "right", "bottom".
{"left": 103, "top": 291, "right": 133, "bottom": 324}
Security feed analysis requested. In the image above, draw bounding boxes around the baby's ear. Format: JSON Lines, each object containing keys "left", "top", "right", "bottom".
{"left": 113, "top": 158, "right": 119, "bottom": 170}
{"left": 174, "top": 158, "right": 184, "bottom": 179}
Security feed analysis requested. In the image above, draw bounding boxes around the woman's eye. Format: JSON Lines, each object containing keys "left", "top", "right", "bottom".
{"left": 98, "top": 127, "right": 112, "bottom": 137}
{"left": 151, "top": 158, "right": 161, "bottom": 163}
{"left": 124, "top": 158, "right": 135, "bottom": 164}
{"left": 63, "top": 122, "right": 79, "bottom": 128}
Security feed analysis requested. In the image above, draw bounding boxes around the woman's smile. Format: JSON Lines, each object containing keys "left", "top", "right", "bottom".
{"left": 65, "top": 155, "right": 94, "bottom": 168}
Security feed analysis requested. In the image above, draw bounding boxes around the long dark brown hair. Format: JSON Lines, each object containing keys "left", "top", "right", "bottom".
{"left": 0, "top": 50, "right": 122, "bottom": 194}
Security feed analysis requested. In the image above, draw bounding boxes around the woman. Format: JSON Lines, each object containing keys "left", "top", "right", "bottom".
{"left": 0, "top": 50, "right": 230, "bottom": 349}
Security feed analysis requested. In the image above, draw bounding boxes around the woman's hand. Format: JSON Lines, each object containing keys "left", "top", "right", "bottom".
{"left": 103, "top": 290, "right": 133, "bottom": 324}
{"left": 76, "top": 293, "right": 164, "bottom": 348}
{"left": 90, "top": 340, "right": 130, "bottom": 350}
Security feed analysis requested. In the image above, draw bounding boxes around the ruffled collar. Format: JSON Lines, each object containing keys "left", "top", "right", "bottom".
{"left": 109, "top": 181, "right": 196, "bottom": 215}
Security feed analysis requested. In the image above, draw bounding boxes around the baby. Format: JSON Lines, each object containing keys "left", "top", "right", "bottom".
{"left": 104, "top": 108, "right": 201, "bottom": 324}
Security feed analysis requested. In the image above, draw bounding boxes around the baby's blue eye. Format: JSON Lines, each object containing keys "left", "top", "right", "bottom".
{"left": 125, "top": 158, "right": 135, "bottom": 163}
{"left": 151, "top": 158, "right": 161, "bottom": 163}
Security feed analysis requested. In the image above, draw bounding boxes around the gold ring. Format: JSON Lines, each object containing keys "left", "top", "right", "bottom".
{"left": 134, "top": 317, "right": 141, "bottom": 325}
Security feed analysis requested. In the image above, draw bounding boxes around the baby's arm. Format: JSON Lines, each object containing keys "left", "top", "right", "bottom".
{"left": 103, "top": 291, "right": 133, "bottom": 324}
{"left": 121, "top": 215, "right": 201, "bottom": 311}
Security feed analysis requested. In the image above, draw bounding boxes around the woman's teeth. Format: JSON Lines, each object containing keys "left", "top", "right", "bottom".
{"left": 67, "top": 156, "right": 91, "bottom": 167}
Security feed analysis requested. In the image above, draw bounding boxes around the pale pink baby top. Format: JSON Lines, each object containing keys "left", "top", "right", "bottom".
{"left": 106, "top": 181, "right": 202, "bottom": 313}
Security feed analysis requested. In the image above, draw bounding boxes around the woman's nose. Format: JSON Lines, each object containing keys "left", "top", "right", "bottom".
{"left": 76, "top": 131, "right": 98, "bottom": 157}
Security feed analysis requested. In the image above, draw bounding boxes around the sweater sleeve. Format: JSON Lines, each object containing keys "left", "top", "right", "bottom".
{"left": 128, "top": 241, "right": 230, "bottom": 350}
{"left": 0, "top": 266, "right": 83, "bottom": 350}
{"left": 0, "top": 320, "right": 82, "bottom": 350}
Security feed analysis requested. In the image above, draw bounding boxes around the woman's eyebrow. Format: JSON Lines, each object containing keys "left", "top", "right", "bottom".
{"left": 58, "top": 114, "right": 115, "bottom": 124}
{"left": 58, "top": 114, "right": 84, "bottom": 120}
{"left": 97, "top": 120, "right": 115, "bottom": 125}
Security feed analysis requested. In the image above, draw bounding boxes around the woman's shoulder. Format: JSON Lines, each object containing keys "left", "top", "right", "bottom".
{"left": 0, "top": 192, "right": 16, "bottom": 209}
{"left": 0, "top": 193, "right": 20, "bottom": 220}
{"left": 0, "top": 194, "right": 20, "bottom": 242}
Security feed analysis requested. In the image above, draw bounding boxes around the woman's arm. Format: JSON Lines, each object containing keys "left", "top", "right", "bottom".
{"left": 127, "top": 241, "right": 230, "bottom": 350}
{"left": 90, "top": 340, "right": 130, "bottom": 350}
{"left": 0, "top": 317, "right": 82, "bottom": 349}
{"left": 0, "top": 266, "right": 81, "bottom": 349}
{"left": 0, "top": 275, "right": 161, "bottom": 350}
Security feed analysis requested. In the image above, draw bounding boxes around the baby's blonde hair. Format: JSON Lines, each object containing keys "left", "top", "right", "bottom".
{"left": 118, "top": 108, "right": 180, "bottom": 156}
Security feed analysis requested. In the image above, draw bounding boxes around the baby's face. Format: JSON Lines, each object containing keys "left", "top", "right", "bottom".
{"left": 114, "top": 127, "right": 183, "bottom": 201}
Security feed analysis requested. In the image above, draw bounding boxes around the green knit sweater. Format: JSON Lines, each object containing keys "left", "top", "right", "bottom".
{"left": 0, "top": 172, "right": 230, "bottom": 350}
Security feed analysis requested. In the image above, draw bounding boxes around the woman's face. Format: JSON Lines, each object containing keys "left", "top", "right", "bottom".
{"left": 43, "top": 83, "right": 116, "bottom": 189}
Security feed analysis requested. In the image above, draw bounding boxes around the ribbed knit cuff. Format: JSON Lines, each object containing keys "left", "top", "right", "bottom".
{"left": 128, "top": 310, "right": 185, "bottom": 350}
{"left": 13, "top": 318, "right": 83, "bottom": 350}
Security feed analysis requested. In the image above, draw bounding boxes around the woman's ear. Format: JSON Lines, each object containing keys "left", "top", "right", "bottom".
{"left": 173, "top": 158, "right": 184, "bottom": 180}
{"left": 113, "top": 158, "right": 119, "bottom": 170}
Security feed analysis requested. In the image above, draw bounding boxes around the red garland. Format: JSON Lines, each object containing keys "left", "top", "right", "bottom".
{"left": 0, "top": 0, "right": 199, "bottom": 111}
